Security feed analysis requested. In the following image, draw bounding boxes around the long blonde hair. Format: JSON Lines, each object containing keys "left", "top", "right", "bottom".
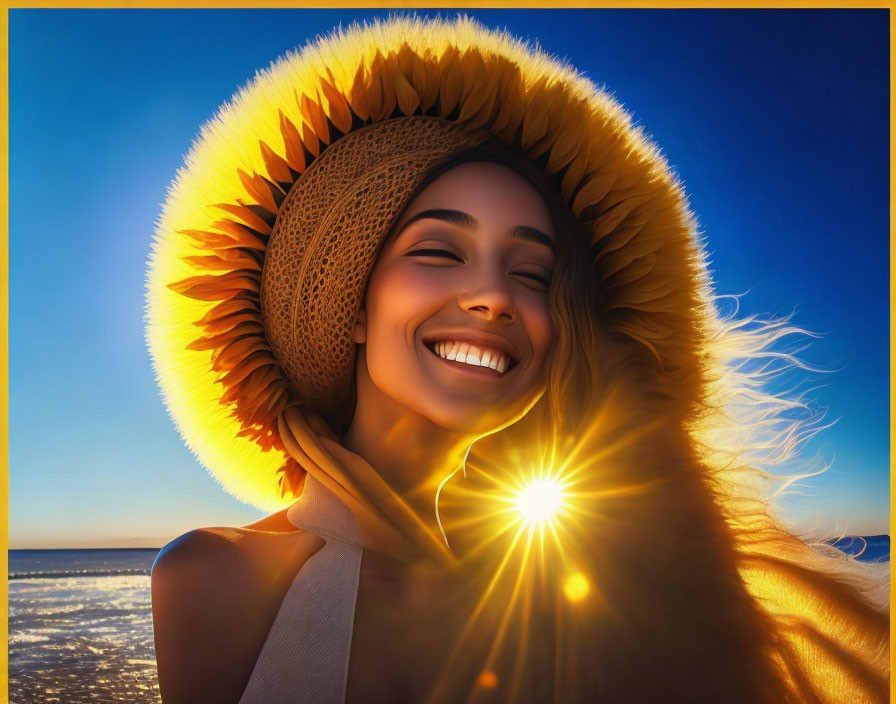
{"left": 454, "top": 149, "right": 888, "bottom": 702}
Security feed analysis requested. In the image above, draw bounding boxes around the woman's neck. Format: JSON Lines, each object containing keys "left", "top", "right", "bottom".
{"left": 343, "top": 405, "right": 471, "bottom": 512}
{"left": 343, "top": 364, "right": 475, "bottom": 540}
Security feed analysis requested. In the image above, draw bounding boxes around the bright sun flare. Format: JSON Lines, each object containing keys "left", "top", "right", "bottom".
{"left": 516, "top": 477, "right": 566, "bottom": 526}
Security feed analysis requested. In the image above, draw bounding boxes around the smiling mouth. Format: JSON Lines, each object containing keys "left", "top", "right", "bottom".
{"left": 423, "top": 340, "right": 518, "bottom": 375}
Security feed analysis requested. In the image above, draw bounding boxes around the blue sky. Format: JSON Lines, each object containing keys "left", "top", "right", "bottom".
{"left": 8, "top": 8, "right": 889, "bottom": 547}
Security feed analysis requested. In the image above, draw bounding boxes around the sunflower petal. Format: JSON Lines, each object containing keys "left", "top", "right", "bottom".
{"left": 237, "top": 169, "right": 280, "bottom": 214}
{"left": 212, "top": 219, "right": 268, "bottom": 250}
{"left": 259, "top": 140, "right": 293, "bottom": 185}
{"left": 187, "top": 321, "right": 265, "bottom": 351}
{"left": 319, "top": 74, "right": 353, "bottom": 134}
{"left": 493, "top": 65, "right": 525, "bottom": 141}
{"left": 198, "top": 298, "right": 258, "bottom": 325}
{"left": 300, "top": 91, "right": 330, "bottom": 145}
{"left": 394, "top": 69, "right": 420, "bottom": 116}
{"left": 521, "top": 76, "right": 550, "bottom": 150}
{"left": 347, "top": 62, "right": 370, "bottom": 121}
{"left": 438, "top": 46, "right": 463, "bottom": 117}
{"left": 211, "top": 336, "right": 269, "bottom": 370}
{"left": 278, "top": 110, "right": 306, "bottom": 173}
{"left": 183, "top": 252, "right": 260, "bottom": 272}
{"left": 218, "top": 349, "right": 278, "bottom": 387}
{"left": 419, "top": 49, "right": 440, "bottom": 112}
{"left": 199, "top": 310, "right": 263, "bottom": 335}
{"left": 213, "top": 202, "right": 273, "bottom": 235}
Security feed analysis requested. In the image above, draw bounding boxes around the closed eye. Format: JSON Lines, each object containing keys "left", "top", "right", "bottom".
{"left": 406, "top": 248, "right": 464, "bottom": 262}
{"left": 406, "top": 249, "right": 550, "bottom": 287}
{"left": 514, "top": 271, "right": 551, "bottom": 287}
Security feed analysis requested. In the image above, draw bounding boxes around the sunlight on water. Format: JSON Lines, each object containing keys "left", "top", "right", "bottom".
{"left": 9, "top": 550, "right": 161, "bottom": 704}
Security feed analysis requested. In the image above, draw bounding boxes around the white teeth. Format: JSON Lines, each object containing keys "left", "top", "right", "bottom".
{"left": 431, "top": 340, "right": 512, "bottom": 374}
{"left": 456, "top": 343, "right": 470, "bottom": 364}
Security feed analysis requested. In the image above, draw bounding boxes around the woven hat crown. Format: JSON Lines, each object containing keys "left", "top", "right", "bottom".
{"left": 261, "top": 117, "right": 484, "bottom": 416}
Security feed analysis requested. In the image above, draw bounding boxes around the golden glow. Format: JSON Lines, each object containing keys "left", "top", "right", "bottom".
{"left": 515, "top": 477, "right": 565, "bottom": 526}
{"left": 563, "top": 572, "right": 590, "bottom": 602}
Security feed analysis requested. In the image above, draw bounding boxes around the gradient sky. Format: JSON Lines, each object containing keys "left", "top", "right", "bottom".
{"left": 8, "top": 8, "right": 889, "bottom": 548}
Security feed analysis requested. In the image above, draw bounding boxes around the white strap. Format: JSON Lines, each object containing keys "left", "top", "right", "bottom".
{"left": 239, "top": 476, "right": 366, "bottom": 704}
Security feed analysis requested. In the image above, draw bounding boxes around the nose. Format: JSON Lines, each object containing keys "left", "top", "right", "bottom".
{"left": 458, "top": 269, "right": 515, "bottom": 323}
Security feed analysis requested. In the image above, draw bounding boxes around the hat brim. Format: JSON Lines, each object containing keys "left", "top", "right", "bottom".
{"left": 146, "top": 15, "right": 705, "bottom": 511}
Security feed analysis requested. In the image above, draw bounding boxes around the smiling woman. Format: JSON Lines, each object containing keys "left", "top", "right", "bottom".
{"left": 355, "top": 159, "right": 556, "bottom": 437}
{"left": 145, "top": 15, "right": 888, "bottom": 704}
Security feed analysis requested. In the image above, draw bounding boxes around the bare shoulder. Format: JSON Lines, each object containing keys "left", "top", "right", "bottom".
{"left": 152, "top": 520, "right": 324, "bottom": 704}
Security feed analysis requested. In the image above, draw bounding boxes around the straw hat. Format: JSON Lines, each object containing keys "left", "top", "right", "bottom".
{"left": 146, "top": 15, "right": 706, "bottom": 512}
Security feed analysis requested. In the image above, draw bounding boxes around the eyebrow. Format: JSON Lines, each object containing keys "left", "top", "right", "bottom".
{"left": 508, "top": 225, "right": 556, "bottom": 253}
{"left": 396, "top": 208, "right": 556, "bottom": 253}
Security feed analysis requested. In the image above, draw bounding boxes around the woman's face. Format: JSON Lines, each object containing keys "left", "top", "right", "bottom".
{"left": 353, "top": 161, "right": 556, "bottom": 435}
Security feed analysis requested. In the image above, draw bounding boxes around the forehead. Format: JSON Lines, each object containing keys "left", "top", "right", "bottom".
{"left": 397, "top": 161, "right": 556, "bottom": 237}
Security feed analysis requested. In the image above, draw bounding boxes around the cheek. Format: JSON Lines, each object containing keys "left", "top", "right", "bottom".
{"left": 364, "top": 264, "right": 447, "bottom": 348}
{"left": 521, "top": 295, "right": 554, "bottom": 367}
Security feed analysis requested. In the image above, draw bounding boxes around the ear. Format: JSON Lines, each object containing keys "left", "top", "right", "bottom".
{"left": 352, "top": 305, "right": 367, "bottom": 344}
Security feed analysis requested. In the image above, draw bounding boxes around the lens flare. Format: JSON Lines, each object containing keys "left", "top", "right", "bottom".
{"left": 563, "top": 572, "right": 590, "bottom": 602}
{"left": 515, "top": 477, "right": 565, "bottom": 526}
{"left": 476, "top": 670, "right": 499, "bottom": 690}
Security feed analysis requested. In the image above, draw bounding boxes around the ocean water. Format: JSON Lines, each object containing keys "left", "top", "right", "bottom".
{"left": 9, "top": 549, "right": 161, "bottom": 704}
{"left": 7, "top": 538, "right": 890, "bottom": 703}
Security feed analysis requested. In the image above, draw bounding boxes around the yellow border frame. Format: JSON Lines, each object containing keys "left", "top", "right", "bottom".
{"left": 2, "top": 2, "right": 8, "bottom": 698}
{"left": 0, "top": 1, "right": 893, "bottom": 7}
{"left": 890, "top": 8, "right": 895, "bottom": 704}
{"left": 1, "top": 3, "right": 891, "bottom": 702}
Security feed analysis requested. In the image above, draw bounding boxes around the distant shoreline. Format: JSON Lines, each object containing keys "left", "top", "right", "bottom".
{"left": 8, "top": 536, "right": 891, "bottom": 551}
{"left": 8, "top": 536, "right": 891, "bottom": 564}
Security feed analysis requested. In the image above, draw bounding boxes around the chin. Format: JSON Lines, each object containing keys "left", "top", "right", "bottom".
{"left": 415, "top": 390, "right": 545, "bottom": 437}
